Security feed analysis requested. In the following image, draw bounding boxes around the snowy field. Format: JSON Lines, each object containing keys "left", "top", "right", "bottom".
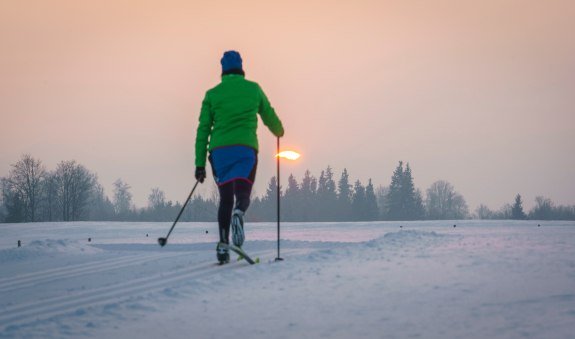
{"left": 1, "top": 220, "right": 574, "bottom": 339}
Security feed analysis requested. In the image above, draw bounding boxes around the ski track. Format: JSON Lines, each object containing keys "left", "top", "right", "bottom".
{"left": 0, "top": 248, "right": 298, "bottom": 332}
{"left": 0, "top": 252, "right": 187, "bottom": 292}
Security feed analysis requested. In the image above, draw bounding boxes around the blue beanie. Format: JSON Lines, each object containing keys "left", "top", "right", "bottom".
{"left": 221, "top": 50, "right": 243, "bottom": 72}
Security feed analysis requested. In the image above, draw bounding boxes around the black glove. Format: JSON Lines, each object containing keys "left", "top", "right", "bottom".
{"left": 195, "top": 167, "right": 206, "bottom": 183}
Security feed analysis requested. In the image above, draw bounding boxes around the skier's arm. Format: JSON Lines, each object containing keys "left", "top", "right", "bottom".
{"left": 258, "top": 86, "right": 284, "bottom": 137}
{"left": 195, "top": 92, "right": 213, "bottom": 167}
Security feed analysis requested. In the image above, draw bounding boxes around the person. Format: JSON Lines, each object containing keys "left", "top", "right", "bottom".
{"left": 194, "top": 50, "right": 284, "bottom": 264}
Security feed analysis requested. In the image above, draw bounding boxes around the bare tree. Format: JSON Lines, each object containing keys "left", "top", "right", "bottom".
{"left": 530, "top": 196, "right": 554, "bottom": 220}
{"left": 4, "top": 154, "right": 46, "bottom": 222}
{"left": 496, "top": 203, "right": 513, "bottom": 219}
{"left": 425, "top": 180, "right": 469, "bottom": 219}
{"left": 475, "top": 204, "right": 494, "bottom": 219}
{"left": 113, "top": 179, "right": 133, "bottom": 218}
{"left": 0, "top": 180, "right": 8, "bottom": 221}
{"left": 41, "top": 175, "right": 58, "bottom": 221}
{"left": 87, "top": 182, "right": 115, "bottom": 220}
{"left": 52, "top": 161, "right": 96, "bottom": 221}
{"left": 148, "top": 188, "right": 166, "bottom": 209}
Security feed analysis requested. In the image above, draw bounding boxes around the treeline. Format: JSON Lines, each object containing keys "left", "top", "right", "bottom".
{"left": 1, "top": 155, "right": 574, "bottom": 222}
{"left": 0, "top": 154, "right": 216, "bottom": 223}
{"left": 475, "top": 195, "right": 575, "bottom": 221}
{"left": 249, "top": 161, "right": 469, "bottom": 221}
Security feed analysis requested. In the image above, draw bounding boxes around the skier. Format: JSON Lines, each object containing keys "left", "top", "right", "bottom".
{"left": 194, "top": 50, "right": 284, "bottom": 264}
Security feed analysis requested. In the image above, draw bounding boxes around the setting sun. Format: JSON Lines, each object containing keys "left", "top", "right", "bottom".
{"left": 276, "top": 151, "right": 301, "bottom": 161}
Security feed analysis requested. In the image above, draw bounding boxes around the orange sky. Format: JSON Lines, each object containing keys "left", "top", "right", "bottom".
{"left": 1, "top": 0, "right": 574, "bottom": 210}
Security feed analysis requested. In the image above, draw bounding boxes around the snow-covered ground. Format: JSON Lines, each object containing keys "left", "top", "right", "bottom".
{"left": 1, "top": 220, "right": 574, "bottom": 339}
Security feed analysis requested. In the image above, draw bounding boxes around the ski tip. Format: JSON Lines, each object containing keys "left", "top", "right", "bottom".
{"left": 255, "top": 257, "right": 260, "bottom": 264}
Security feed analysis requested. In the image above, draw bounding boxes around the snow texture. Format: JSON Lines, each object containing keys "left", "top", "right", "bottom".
{"left": 0, "top": 220, "right": 574, "bottom": 338}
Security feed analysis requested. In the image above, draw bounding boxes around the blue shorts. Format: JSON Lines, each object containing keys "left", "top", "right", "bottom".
{"left": 209, "top": 146, "right": 257, "bottom": 186}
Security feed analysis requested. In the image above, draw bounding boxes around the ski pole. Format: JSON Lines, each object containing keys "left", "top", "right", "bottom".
{"left": 275, "top": 136, "right": 283, "bottom": 261}
{"left": 158, "top": 180, "right": 199, "bottom": 247}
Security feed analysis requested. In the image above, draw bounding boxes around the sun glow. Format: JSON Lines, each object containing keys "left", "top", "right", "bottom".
{"left": 276, "top": 151, "right": 301, "bottom": 160}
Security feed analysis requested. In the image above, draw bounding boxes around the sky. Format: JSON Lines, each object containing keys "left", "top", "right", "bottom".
{"left": 1, "top": 0, "right": 574, "bottom": 211}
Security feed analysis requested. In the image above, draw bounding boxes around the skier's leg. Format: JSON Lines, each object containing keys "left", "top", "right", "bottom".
{"left": 217, "top": 182, "right": 234, "bottom": 263}
{"left": 231, "top": 180, "right": 253, "bottom": 247}
{"left": 234, "top": 179, "right": 253, "bottom": 212}
{"left": 235, "top": 154, "right": 257, "bottom": 212}
{"left": 218, "top": 182, "right": 234, "bottom": 243}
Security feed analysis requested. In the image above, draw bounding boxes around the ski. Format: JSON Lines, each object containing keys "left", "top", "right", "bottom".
{"left": 218, "top": 243, "right": 259, "bottom": 265}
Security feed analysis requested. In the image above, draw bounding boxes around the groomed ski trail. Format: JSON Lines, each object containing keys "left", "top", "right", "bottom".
{"left": 0, "top": 252, "right": 187, "bottom": 292}
{"left": 0, "top": 247, "right": 299, "bottom": 332}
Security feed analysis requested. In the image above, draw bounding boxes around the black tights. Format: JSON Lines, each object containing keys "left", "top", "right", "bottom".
{"left": 218, "top": 180, "right": 253, "bottom": 243}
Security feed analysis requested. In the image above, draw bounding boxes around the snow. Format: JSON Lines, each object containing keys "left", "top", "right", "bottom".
{"left": 1, "top": 220, "right": 574, "bottom": 338}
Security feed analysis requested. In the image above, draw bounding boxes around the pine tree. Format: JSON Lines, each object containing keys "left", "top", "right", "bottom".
{"left": 283, "top": 174, "right": 300, "bottom": 221}
{"left": 365, "top": 179, "right": 379, "bottom": 221}
{"left": 400, "top": 163, "right": 417, "bottom": 219}
{"left": 324, "top": 166, "right": 336, "bottom": 197}
{"left": 249, "top": 196, "right": 264, "bottom": 221}
{"left": 385, "top": 161, "right": 404, "bottom": 220}
{"left": 511, "top": 194, "right": 526, "bottom": 220}
{"left": 300, "top": 170, "right": 317, "bottom": 221}
{"left": 261, "top": 176, "right": 280, "bottom": 221}
{"left": 337, "top": 168, "right": 353, "bottom": 220}
{"left": 376, "top": 186, "right": 389, "bottom": 219}
{"left": 317, "top": 170, "right": 326, "bottom": 221}
{"left": 265, "top": 176, "right": 279, "bottom": 201}
{"left": 385, "top": 161, "right": 425, "bottom": 220}
{"left": 413, "top": 188, "right": 426, "bottom": 220}
{"left": 317, "top": 166, "right": 337, "bottom": 221}
{"left": 351, "top": 180, "right": 366, "bottom": 221}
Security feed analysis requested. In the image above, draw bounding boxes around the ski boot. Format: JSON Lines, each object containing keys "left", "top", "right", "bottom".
{"left": 216, "top": 242, "right": 230, "bottom": 265}
{"left": 231, "top": 208, "right": 245, "bottom": 247}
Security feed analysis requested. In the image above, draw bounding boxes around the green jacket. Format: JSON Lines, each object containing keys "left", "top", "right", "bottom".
{"left": 195, "top": 74, "right": 284, "bottom": 167}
